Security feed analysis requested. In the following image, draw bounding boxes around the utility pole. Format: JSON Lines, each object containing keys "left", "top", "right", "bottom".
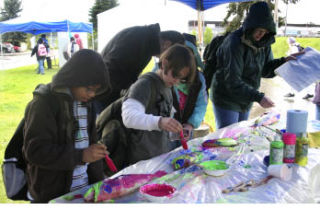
{"left": 274, "top": 0, "right": 279, "bottom": 30}
{"left": 284, "top": 1, "right": 289, "bottom": 36}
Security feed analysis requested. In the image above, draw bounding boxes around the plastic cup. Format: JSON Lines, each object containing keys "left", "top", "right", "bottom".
{"left": 267, "top": 164, "right": 292, "bottom": 181}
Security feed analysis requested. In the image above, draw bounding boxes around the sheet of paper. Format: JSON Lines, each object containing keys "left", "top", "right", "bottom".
{"left": 275, "top": 47, "right": 320, "bottom": 92}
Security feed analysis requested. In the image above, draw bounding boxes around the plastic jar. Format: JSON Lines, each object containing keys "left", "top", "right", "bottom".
{"left": 282, "top": 132, "right": 296, "bottom": 163}
{"left": 269, "top": 138, "right": 284, "bottom": 165}
{"left": 295, "top": 133, "right": 309, "bottom": 166}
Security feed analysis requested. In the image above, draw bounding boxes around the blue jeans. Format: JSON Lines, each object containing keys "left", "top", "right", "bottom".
{"left": 38, "top": 59, "right": 45, "bottom": 74}
{"left": 213, "top": 104, "right": 250, "bottom": 129}
{"left": 316, "top": 104, "right": 320, "bottom": 121}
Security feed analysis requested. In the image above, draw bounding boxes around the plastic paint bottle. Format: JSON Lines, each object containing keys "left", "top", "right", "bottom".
{"left": 269, "top": 136, "right": 284, "bottom": 165}
{"left": 282, "top": 132, "right": 296, "bottom": 163}
{"left": 295, "top": 133, "right": 309, "bottom": 166}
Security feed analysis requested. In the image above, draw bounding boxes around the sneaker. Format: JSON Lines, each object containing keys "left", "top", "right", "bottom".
{"left": 302, "top": 94, "right": 314, "bottom": 100}
{"left": 284, "top": 93, "right": 295, "bottom": 97}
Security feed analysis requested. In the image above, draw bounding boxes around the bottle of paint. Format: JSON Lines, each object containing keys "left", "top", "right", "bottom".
{"left": 282, "top": 132, "right": 296, "bottom": 163}
{"left": 269, "top": 136, "right": 284, "bottom": 165}
{"left": 295, "top": 133, "right": 309, "bottom": 166}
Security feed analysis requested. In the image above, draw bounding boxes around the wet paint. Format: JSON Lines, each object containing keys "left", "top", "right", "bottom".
{"left": 140, "top": 184, "right": 176, "bottom": 197}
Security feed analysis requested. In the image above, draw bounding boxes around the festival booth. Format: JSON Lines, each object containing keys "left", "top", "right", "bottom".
{"left": 0, "top": 17, "right": 93, "bottom": 67}
{"left": 51, "top": 109, "right": 320, "bottom": 203}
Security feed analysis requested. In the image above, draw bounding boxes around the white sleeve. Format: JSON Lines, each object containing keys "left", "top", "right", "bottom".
{"left": 122, "top": 98, "right": 161, "bottom": 131}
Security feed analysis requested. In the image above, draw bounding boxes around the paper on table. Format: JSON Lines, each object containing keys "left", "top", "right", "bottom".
{"left": 275, "top": 47, "right": 320, "bottom": 92}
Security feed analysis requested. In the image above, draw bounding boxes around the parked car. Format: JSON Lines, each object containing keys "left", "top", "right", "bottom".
{"left": 13, "top": 45, "right": 21, "bottom": 52}
{"left": 0, "top": 42, "right": 15, "bottom": 53}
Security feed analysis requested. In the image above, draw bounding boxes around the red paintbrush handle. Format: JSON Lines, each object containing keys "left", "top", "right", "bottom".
{"left": 105, "top": 154, "right": 118, "bottom": 172}
{"left": 179, "top": 130, "right": 188, "bottom": 150}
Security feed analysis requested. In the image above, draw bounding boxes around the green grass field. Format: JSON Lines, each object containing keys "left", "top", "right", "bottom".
{"left": 0, "top": 37, "right": 319, "bottom": 203}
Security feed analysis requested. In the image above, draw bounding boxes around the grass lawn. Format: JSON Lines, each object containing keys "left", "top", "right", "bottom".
{"left": 0, "top": 37, "right": 319, "bottom": 203}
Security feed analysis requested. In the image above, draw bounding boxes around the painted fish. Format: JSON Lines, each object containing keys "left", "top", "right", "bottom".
{"left": 83, "top": 170, "right": 167, "bottom": 202}
{"left": 254, "top": 111, "right": 280, "bottom": 127}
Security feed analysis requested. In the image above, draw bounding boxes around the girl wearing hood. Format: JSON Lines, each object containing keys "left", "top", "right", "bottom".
{"left": 23, "top": 49, "right": 111, "bottom": 203}
{"left": 210, "top": 2, "right": 303, "bottom": 129}
{"left": 121, "top": 44, "right": 196, "bottom": 165}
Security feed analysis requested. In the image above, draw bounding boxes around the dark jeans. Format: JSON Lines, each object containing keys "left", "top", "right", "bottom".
{"left": 316, "top": 104, "right": 320, "bottom": 121}
{"left": 213, "top": 104, "right": 250, "bottom": 129}
{"left": 45, "top": 56, "right": 52, "bottom": 69}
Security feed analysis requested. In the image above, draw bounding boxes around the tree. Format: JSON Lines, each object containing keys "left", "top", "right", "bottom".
{"left": 0, "top": 0, "right": 26, "bottom": 46}
{"left": 222, "top": 0, "right": 300, "bottom": 33}
{"left": 89, "top": 0, "right": 118, "bottom": 32}
{"left": 203, "top": 27, "right": 213, "bottom": 46}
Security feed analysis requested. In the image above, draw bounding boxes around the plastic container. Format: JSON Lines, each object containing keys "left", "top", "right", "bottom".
{"left": 140, "top": 183, "right": 176, "bottom": 202}
{"left": 282, "top": 132, "right": 296, "bottom": 163}
{"left": 295, "top": 133, "right": 309, "bottom": 166}
{"left": 269, "top": 139, "right": 284, "bottom": 165}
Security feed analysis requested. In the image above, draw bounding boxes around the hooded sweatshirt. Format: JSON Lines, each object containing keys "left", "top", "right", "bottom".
{"left": 23, "top": 49, "right": 110, "bottom": 203}
{"left": 211, "top": 2, "right": 286, "bottom": 112}
{"left": 99, "top": 23, "right": 161, "bottom": 109}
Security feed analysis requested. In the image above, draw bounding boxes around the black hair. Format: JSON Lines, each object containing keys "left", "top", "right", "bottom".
{"left": 159, "top": 31, "right": 185, "bottom": 45}
{"left": 37, "top": 38, "right": 44, "bottom": 44}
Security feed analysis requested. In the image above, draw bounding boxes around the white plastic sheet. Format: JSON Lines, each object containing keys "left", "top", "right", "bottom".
{"left": 51, "top": 120, "right": 320, "bottom": 203}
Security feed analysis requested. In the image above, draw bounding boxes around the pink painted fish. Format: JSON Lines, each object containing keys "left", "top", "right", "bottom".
{"left": 83, "top": 170, "right": 167, "bottom": 202}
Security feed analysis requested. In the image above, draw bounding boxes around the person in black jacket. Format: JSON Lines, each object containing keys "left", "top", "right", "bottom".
{"left": 41, "top": 34, "right": 52, "bottom": 69}
{"left": 23, "top": 49, "right": 111, "bottom": 203}
{"left": 95, "top": 23, "right": 185, "bottom": 114}
{"left": 210, "top": 2, "right": 303, "bottom": 129}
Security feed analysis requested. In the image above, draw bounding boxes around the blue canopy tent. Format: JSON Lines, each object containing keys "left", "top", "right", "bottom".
{"left": 0, "top": 19, "right": 93, "bottom": 35}
{"left": 170, "top": 0, "right": 255, "bottom": 45}
{"left": 0, "top": 17, "right": 93, "bottom": 64}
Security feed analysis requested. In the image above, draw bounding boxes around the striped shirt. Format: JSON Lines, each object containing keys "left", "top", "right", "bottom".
{"left": 70, "top": 101, "right": 89, "bottom": 191}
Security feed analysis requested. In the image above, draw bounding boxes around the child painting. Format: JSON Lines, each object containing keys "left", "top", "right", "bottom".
{"left": 23, "top": 49, "right": 111, "bottom": 203}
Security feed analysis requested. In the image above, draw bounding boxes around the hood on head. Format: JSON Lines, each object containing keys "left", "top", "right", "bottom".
{"left": 51, "top": 49, "right": 111, "bottom": 96}
{"left": 242, "top": 2, "right": 276, "bottom": 47}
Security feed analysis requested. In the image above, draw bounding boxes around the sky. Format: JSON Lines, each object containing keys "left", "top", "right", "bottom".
{"left": 0, "top": 0, "right": 319, "bottom": 24}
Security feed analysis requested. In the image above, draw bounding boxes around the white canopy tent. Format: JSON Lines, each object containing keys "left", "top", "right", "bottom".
{"left": 97, "top": 0, "right": 197, "bottom": 52}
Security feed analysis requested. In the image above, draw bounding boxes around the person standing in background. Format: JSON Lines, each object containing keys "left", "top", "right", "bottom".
{"left": 31, "top": 38, "right": 47, "bottom": 75}
{"left": 74, "top": 34, "right": 84, "bottom": 49}
{"left": 41, "top": 34, "right": 52, "bottom": 69}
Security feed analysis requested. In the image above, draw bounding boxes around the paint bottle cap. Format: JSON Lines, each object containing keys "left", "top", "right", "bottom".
{"left": 282, "top": 132, "right": 296, "bottom": 145}
{"left": 271, "top": 140, "right": 284, "bottom": 149}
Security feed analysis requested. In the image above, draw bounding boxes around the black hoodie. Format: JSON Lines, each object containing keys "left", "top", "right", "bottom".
{"left": 99, "top": 23, "right": 161, "bottom": 109}
{"left": 23, "top": 49, "right": 110, "bottom": 203}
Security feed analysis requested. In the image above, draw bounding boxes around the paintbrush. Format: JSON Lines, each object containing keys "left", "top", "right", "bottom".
{"left": 98, "top": 140, "right": 118, "bottom": 172}
{"left": 179, "top": 130, "right": 188, "bottom": 150}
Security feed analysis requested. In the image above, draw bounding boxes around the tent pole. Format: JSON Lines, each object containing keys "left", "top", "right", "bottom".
{"left": 91, "top": 32, "right": 94, "bottom": 51}
{"left": 0, "top": 34, "right": 3, "bottom": 56}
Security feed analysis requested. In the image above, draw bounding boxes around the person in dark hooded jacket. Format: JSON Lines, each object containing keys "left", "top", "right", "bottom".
{"left": 95, "top": 23, "right": 185, "bottom": 114}
{"left": 23, "top": 49, "right": 111, "bottom": 203}
{"left": 210, "top": 2, "right": 303, "bottom": 129}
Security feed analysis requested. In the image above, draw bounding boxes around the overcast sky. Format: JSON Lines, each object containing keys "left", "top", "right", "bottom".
{"left": 0, "top": 0, "right": 319, "bottom": 24}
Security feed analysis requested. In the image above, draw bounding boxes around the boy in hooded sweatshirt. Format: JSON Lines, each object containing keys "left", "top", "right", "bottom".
{"left": 210, "top": 2, "right": 303, "bottom": 129}
{"left": 23, "top": 49, "right": 111, "bottom": 203}
{"left": 121, "top": 44, "right": 196, "bottom": 165}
